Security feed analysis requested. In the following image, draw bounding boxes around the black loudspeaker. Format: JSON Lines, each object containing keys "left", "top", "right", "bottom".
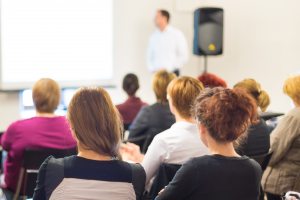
{"left": 193, "top": 7, "right": 224, "bottom": 56}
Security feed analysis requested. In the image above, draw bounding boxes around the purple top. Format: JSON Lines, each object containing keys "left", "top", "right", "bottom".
{"left": 1, "top": 116, "right": 77, "bottom": 192}
{"left": 116, "top": 96, "right": 148, "bottom": 124}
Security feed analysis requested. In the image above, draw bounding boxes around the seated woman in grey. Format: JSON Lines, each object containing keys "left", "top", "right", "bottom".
{"left": 33, "top": 86, "right": 145, "bottom": 200}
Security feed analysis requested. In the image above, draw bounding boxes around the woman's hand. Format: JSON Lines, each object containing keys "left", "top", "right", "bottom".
{"left": 121, "top": 142, "right": 145, "bottom": 163}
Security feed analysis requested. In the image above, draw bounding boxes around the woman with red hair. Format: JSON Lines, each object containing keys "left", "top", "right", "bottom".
{"left": 155, "top": 87, "right": 262, "bottom": 200}
{"left": 197, "top": 73, "right": 227, "bottom": 88}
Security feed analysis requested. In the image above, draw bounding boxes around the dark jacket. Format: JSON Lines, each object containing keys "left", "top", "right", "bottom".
{"left": 236, "top": 117, "right": 270, "bottom": 157}
{"left": 128, "top": 103, "right": 175, "bottom": 150}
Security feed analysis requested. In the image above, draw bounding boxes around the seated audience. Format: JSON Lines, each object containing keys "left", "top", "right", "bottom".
{"left": 155, "top": 87, "right": 262, "bottom": 200}
{"left": 128, "top": 70, "right": 176, "bottom": 148}
{"left": 0, "top": 78, "right": 76, "bottom": 193}
{"left": 116, "top": 73, "right": 148, "bottom": 130}
{"left": 122, "top": 76, "right": 210, "bottom": 191}
{"left": 234, "top": 78, "right": 270, "bottom": 156}
{"left": 262, "top": 74, "right": 300, "bottom": 200}
{"left": 197, "top": 72, "right": 227, "bottom": 88}
{"left": 33, "top": 86, "right": 145, "bottom": 200}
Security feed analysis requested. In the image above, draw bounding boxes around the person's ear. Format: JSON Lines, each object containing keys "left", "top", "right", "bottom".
{"left": 168, "top": 96, "right": 176, "bottom": 116}
{"left": 68, "top": 119, "right": 78, "bottom": 141}
{"left": 197, "top": 122, "right": 209, "bottom": 148}
{"left": 198, "top": 122, "right": 206, "bottom": 134}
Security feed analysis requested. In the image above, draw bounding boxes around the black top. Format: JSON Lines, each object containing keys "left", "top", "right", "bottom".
{"left": 33, "top": 155, "right": 146, "bottom": 200}
{"left": 236, "top": 117, "right": 270, "bottom": 157}
{"left": 155, "top": 155, "right": 262, "bottom": 200}
{"left": 128, "top": 103, "right": 175, "bottom": 149}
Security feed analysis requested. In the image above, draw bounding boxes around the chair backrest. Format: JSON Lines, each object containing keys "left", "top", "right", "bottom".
{"left": 15, "top": 147, "right": 77, "bottom": 199}
{"left": 249, "top": 150, "right": 274, "bottom": 171}
{"left": 145, "top": 163, "right": 182, "bottom": 200}
{"left": 24, "top": 170, "right": 38, "bottom": 197}
{"left": 259, "top": 112, "right": 284, "bottom": 121}
{"left": 22, "top": 147, "right": 77, "bottom": 169}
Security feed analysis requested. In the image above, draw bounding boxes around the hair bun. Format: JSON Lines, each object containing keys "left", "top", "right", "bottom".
{"left": 193, "top": 87, "right": 259, "bottom": 143}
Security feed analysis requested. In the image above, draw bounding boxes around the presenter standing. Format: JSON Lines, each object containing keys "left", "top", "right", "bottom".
{"left": 146, "top": 10, "right": 189, "bottom": 76}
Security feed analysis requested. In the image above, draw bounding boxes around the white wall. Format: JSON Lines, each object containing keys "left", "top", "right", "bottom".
{"left": 0, "top": 0, "right": 299, "bottom": 131}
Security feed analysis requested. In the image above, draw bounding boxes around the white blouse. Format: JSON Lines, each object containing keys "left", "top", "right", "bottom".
{"left": 142, "top": 121, "right": 210, "bottom": 191}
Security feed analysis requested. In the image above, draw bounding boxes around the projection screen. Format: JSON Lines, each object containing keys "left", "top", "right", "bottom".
{"left": 1, "top": 0, "right": 113, "bottom": 90}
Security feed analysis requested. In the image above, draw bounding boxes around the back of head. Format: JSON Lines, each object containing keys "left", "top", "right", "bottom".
{"left": 197, "top": 73, "right": 227, "bottom": 88}
{"left": 167, "top": 76, "right": 204, "bottom": 118}
{"left": 234, "top": 79, "right": 270, "bottom": 112}
{"left": 122, "top": 73, "right": 139, "bottom": 96}
{"left": 152, "top": 70, "right": 176, "bottom": 105}
{"left": 193, "top": 87, "right": 258, "bottom": 143}
{"left": 32, "top": 78, "right": 60, "bottom": 113}
{"left": 67, "top": 86, "right": 123, "bottom": 159}
{"left": 159, "top": 10, "right": 170, "bottom": 23}
{"left": 283, "top": 73, "right": 300, "bottom": 103}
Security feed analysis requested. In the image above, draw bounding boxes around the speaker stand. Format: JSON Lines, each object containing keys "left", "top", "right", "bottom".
{"left": 204, "top": 55, "right": 207, "bottom": 73}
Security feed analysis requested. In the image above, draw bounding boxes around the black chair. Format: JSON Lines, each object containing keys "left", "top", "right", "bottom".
{"left": 127, "top": 134, "right": 154, "bottom": 154}
{"left": 249, "top": 149, "right": 274, "bottom": 171}
{"left": 259, "top": 112, "right": 284, "bottom": 121}
{"left": 144, "top": 163, "right": 182, "bottom": 200}
{"left": 250, "top": 150, "right": 274, "bottom": 200}
{"left": 2, "top": 147, "right": 77, "bottom": 200}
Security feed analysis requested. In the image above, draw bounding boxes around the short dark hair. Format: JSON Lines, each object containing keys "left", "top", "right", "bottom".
{"left": 122, "top": 73, "right": 139, "bottom": 96}
{"left": 159, "top": 10, "right": 170, "bottom": 22}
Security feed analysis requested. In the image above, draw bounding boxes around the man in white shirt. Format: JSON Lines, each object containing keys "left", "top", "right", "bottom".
{"left": 146, "top": 10, "right": 189, "bottom": 76}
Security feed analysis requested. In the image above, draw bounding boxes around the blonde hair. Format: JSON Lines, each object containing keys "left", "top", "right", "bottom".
{"left": 283, "top": 74, "right": 300, "bottom": 102}
{"left": 152, "top": 70, "right": 176, "bottom": 105}
{"left": 167, "top": 76, "right": 204, "bottom": 118}
{"left": 67, "top": 86, "right": 123, "bottom": 159}
{"left": 32, "top": 78, "right": 60, "bottom": 113}
{"left": 234, "top": 79, "right": 270, "bottom": 112}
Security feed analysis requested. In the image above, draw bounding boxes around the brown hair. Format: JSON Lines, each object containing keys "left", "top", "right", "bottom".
{"left": 122, "top": 73, "right": 139, "bottom": 96}
{"left": 283, "top": 74, "right": 300, "bottom": 102}
{"left": 67, "top": 86, "right": 123, "bottom": 159}
{"left": 32, "top": 78, "right": 60, "bottom": 113}
{"left": 152, "top": 70, "right": 176, "bottom": 105}
{"left": 167, "top": 76, "right": 204, "bottom": 118}
{"left": 234, "top": 79, "right": 270, "bottom": 112}
{"left": 193, "top": 87, "right": 258, "bottom": 143}
{"left": 159, "top": 10, "right": 170, "bottom": 22}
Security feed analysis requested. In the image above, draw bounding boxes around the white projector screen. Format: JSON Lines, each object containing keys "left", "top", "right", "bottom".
{"left": 1, "top": 0, "right": 113, "bottom": 90}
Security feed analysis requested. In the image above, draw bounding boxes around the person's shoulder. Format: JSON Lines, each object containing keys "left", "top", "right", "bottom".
{"left": 287, "top": 107, "right": 300, "bottom": 119}
{"left": 143, "top": 103, "right": 157, "bottom": 111}
{"left": 129, "top": 162, "right": 146, "bottom": 175}
{"left": 189, "top": 155, "right": 212, "bottom": 165}
{"left": 116, "top": 102, "right": 126, "bottom": 111}
{"left": 6, "top": 117, "right": 36, "bottom": 131}
{"left": 247, "top": 157, "right": 262, "bottom": 171}
{"left": 150, "top": 102, "right": 169, "bottom": 110}
{"left": 169, "top": 25, "right": 185, "bottom": 35}
{"left": 39, "top": 155, "right": 63, "bottom": 170}
{"left": 180, "top": 157, "right": 205, "bottom": 172}
{"left": 149, "top": 30, "right": 160, "bottom": 39}
{"left": 153, "top": 127, "right": 173, "bottom": 140}
{"left": 141, "top": 100, "right": 149, "bottom": 106}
